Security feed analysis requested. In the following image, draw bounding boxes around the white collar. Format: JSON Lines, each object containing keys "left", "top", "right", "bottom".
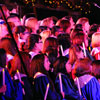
{"left": 74, "top": 74, "right": 93, "bottom": 88}
{"left": 34, "top": 72, "right": 46, "bottom": 79}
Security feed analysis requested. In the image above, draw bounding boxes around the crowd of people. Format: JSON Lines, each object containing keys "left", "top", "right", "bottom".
{"left": 0, "top": 4, "right": 100, "bottom": 100}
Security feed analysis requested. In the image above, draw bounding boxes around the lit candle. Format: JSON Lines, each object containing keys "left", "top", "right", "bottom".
{"left": 59, "top": 73, "right": 63, "bottom": 93}
{"left": 75, "top": 77, "right": 81, "bottom": 95}
{"left": 60, "top": 45, "right": 64, "bottom": 56}
{"left": 2, "top": 68, "right": 5, "bottom": 95}
{"left": 17, "top": 69, "right": 21, "bottom": 82}
{"left": 82, "top": 42, "right": 86, "bottom": 57}
{"left": 44, "top": 83, "right": 50, "bottom": 100}
{"left": 17, "top": 69, "right": 25, "bottom": 95}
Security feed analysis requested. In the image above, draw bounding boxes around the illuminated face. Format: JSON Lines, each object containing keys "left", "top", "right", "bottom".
{"left": 44, "top": 55, "right": 50, "bottom": 71}
{"left": 0, "top": 24, "right": 8, "bottom": 39}
{"left": 65, "top": 60, "right": 72, "bottom": 73}
{"left": 8, "top": 17, "right": 21, "bottom": 26}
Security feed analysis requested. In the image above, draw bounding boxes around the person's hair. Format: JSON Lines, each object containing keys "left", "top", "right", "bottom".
{"left": 70, "top": 30, "right": 84, "bottom": 46}
{"left": 25, "top": 17, "right": 38, "bottom": 32}
{"left": 40, "top": 17, "right": 53, "bottom": 28}
{"left": 0, "top": 48, "right": 6, "bottom": 68}
{"left": 73, "top": 58, "right": 92, "bottom": 77}
{"left": 69, "top": 45, "right": 81, "bottom": 65}
{"left": 58, "top": 19, "right": 71, "bottom": 32}
{"left": 7, "top": 14, "right": 20, "bottom": 20}
{"left": 14, "top": 25, "right": 32, "bottom": 34}
{"left": 0, "top": 38, "right": 17, "bottom": 56}
{"left": 42, "top": 37, "right": 58, "bottom": 63}
{"left": 74, "top": 24, "right": 83, "bottom": 31}
{"left": 57, "top": 34, "right": 71, "bottom": 51}
{"left": 92, "top": 60, "right": 100, "bottom": 79}
{"left": 53, "top": 56, "right": 68, "bottom": 75}
{"left": 37, "top": 26, "right": 49, "bottom": 34}
{"left": 24, "top": 34, "right": 41, "bottom": 51}
{"left": 42, "top": 37, "right": 58, "bottom": 53}
{"left": 51, "top": 26, "right": 61, "bottom": 36}
{"left": 10, "top": 51, "right": 31, "bottom": 76}
{"left": 22, "top": 13, "right": 36, "bottom": 26}
{"left": 30, "top": 53, "right": 48, "bottom": 77}
{"left": 76, "top": 17, "right": 89, "bottom": 26}
{"left": 91, "top": 32, "right": 100, "bottom": 48}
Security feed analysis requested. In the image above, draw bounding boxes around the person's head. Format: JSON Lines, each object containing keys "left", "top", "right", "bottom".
{"left": 25, "top": 17, "right": 39, "bottom": 33}
{"left": 92, "top": 60, "right": 100, "bottom": 79}
{"left": 51, "top": 26, "right": 63, "bottom": 37}
{"left": 0, "top": 38, "right": 16, "bottom": 56}
{"left": 88, "top": 24, "right": 99, "bottom": 37}
{"left": 14, "top": 25, "right": 31, "bottom": 41}
{"left": 70, "top": 30, "right": 85, "bottom": 46}
{"left": 40, "top": 17, "right": 54, "bottom": 28}
{"left": 40, "top": 30, "right": 51, "bottom": 43}
{"left": 10, "top": 51, "right": 31, "bottom": 76}
{"left": 76, "top": 17, "right": 90, "bottom": 34}
{"left": 42, "top": 37, "right": 59, "bottom": 63}
{"left": 69, "top": 45, "right": 84, "bottom": 65}
{"left": 24, "top": 34, "right": 42, "bottom": 52}
{"left": 57, "top": 33, "right": 71, "bottom": 51}
{"left": 62, "top": 16, "right": 75, "bottom": 29}
{"left": 53, "top": 56, "right": 71, "bottom": 75}
{"left": 91, "top": 32, "right": 100, "bottom": 48}
{"left": 73, "top": 58, "right": 92, "bottom": 77}
{"left": 0, "top": 23, "right": 9, "bottom": 39}
{"left": 0, "top": 48, "right": 6, "bottom": 68}
{"left": 58, "top": 19, "right": 71, "bottom": 34}
{"left": 7, "top": 14, "right": 21, "bottom": 26}
{"left": 30, "top": 54, "right": 50, "bottom": 77}
{"left": 22, "top": 13, "right": 36, "bottom": 25}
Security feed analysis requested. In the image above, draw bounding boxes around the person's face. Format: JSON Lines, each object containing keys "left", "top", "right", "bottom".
{"left": 0, "top": 24, "right": 8, "bottom": 39}
{"left": 84, "top": 22, "right": 90, "bottom": 34}
{"left": 65, "top": 60, "right": 72, "bottom": 73}
{"left": 44, "top": 55, "right": 50, "bottom": 71}
{"left": 20, "top": 29, "right": 30, "bottom": 41}
{"left": 8, "top": 17, "right": 21, "bottom": 26}
{"left": 35, "top": 39, "right": 43, "bottom": 52}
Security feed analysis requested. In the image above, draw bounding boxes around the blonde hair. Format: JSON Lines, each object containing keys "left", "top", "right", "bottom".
{"left": 25, "top": 17, "right": 38, "bottom": 33}
{"left": 40, "top": 17, "right": 53, "bottom": 28}
{"left": 40, "top": 30, "right": 51, "bottom": 43}
{"left": 76, "top": 17, "right": 89, "bottom": 26}
{"left": 91, "top": 32, "right": 100, "bottom": 48}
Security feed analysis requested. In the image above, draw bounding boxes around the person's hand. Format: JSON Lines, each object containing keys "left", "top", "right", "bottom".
{"left": 0, "top": 85, "right": 7, "bottom": 93}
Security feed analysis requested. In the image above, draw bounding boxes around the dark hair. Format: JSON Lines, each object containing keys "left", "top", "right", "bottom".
{"left": 57, "top": 33, "right": 71, "bottom": 50}
{"left": 0, "top": 48, "right": 6, "bottom": 68}
{"left": 51, "top": 26, "right": 61, "bottom": 36}
{"left": 30, "top": 54, "right": 48, "bottom": 77}
{"left": 92, "top": 60, "right": 100, "bottom": 79}
{"left": 53, "top": 56, "right": 68, "bottom": 75}
{"left": 10, "top": 51, "right": 31, "bottom": 75}
{"left": 37, "top": 26, "right": 49, "bottom": 34}
{"left": 24, "top": 34, "right": 41, "bottom": 51}
{"left": 59, "top": 19, "right": 71, "bottom": 32}
{"left": 14, "top": 25, "right": 32, "bottom": 34}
